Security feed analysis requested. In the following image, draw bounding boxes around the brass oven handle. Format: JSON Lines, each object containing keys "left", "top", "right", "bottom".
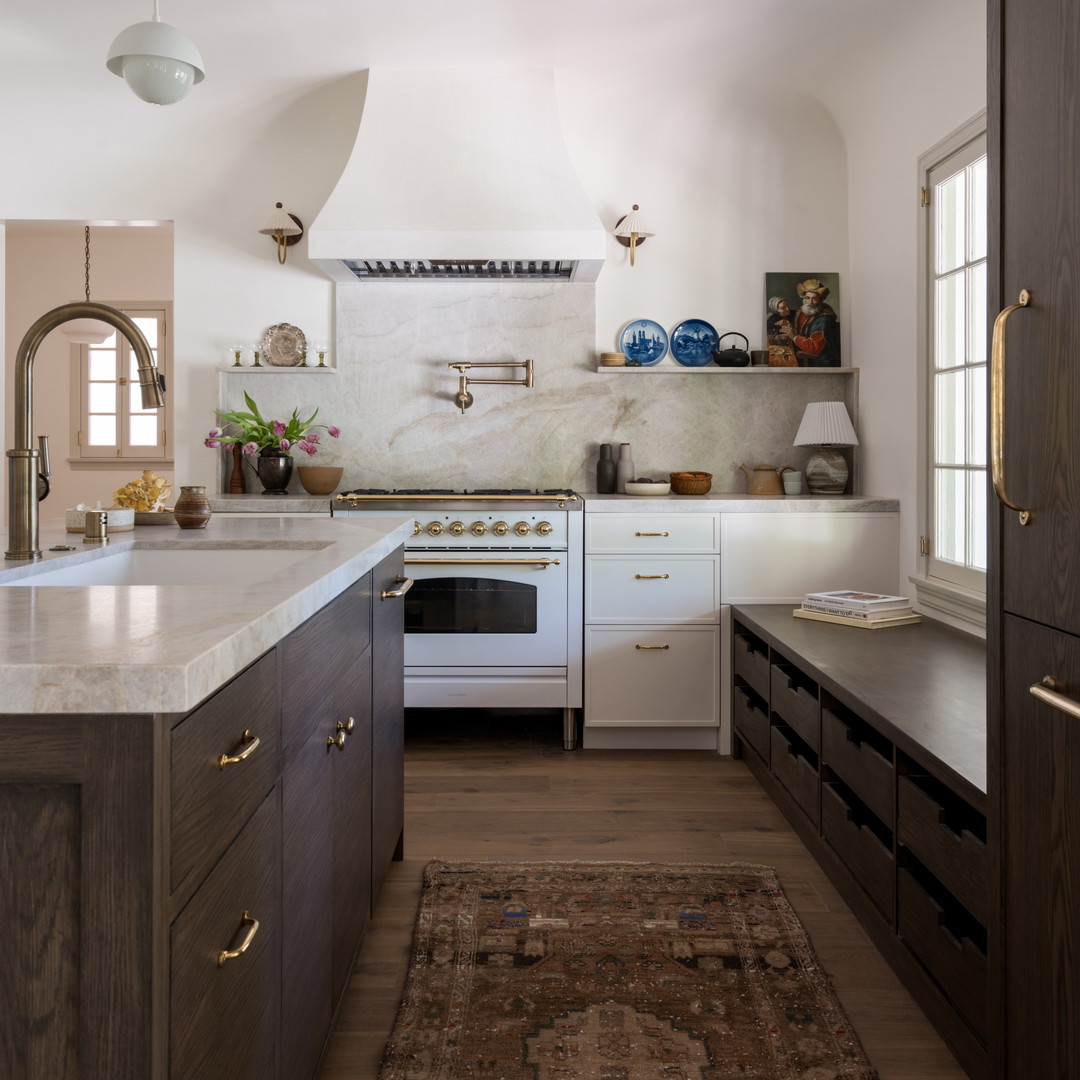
{"left": 635, "top": 643, "right": 670, "bottom": 650}
{"left": 635, "top": 531, "right": 669, "bottom": 537}
{"left": 635, "top": 573, "right": 670, "bottom": 580}
{"left": 217, "top": 729, "right": 260, "bottom": 771}
{"left": 990, "top": 288, "right": 1033, "bottom": 525}
{"left": 217, "top": 911, "right": 260, "bottom": 967}
{"left": 380, "top": 576, "right": 414, "bottom": 600}
{"left": 404, "top": 557, "right": 561, "bottom": 568}
{"left": 1030, "top": 676, "right": 1080, "bottom": 721}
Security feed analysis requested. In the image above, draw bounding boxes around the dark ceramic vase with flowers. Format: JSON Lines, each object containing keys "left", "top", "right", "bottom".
{"left": 256, "top": 448, "right": 293, "bottom": 494}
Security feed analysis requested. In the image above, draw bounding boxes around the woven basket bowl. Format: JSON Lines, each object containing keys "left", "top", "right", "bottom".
{"left": 669, "top": 471, "right": 713, "bottom": 495}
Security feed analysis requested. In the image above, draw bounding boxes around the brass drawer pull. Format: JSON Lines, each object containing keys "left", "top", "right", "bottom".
{"left": 1030, "top": 676, "right": 1080, "bottom": 721}
{"left": 217, "top": 911, "right": 259, "bottom": 968}
{"left": 634, "top": 573, "right": 670, "bottom": 580}
{"left": 635, "top": 531, "right": 669, "bottom": 537}
{"left": 337, "top": 716, "right": 355, "bottom": 735}
{"left": 635, "top": 643, "right": 670, "bottom": 650}
{"left": 381, "top": 576, "right": 414, "bottom": 600}
{"left": 327, "top": 730, "right": 347, "bottom": 752}
{"left": 217, "top": 729, "right": 260, "bottom": 771}
{"left": 990, "top": 288, "right": 1033, "bottom": 525}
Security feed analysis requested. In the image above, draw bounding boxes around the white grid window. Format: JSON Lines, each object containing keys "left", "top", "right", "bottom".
{"left": 75, "top": 306, "right": 170, "bottom": 463}
{"left": 926, "top": 134, "right": 987, "bottom": 594}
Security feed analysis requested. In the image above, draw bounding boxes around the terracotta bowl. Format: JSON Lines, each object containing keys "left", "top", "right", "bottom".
{"left": 297, "top": 466, "right": 344, "bottom": 495}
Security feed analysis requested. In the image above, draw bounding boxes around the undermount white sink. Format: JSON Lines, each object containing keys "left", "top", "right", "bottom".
{"left": 0, "top": 542, "right": 332, "bottom": 587}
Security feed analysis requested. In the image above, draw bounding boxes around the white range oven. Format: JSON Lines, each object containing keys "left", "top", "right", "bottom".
{"left": 333, "top": 489, "right": 583, "bottom": 748}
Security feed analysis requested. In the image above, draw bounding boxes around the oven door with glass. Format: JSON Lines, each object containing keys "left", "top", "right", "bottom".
{"left": 402, "top": 551, "right": 568, "bottom": 668}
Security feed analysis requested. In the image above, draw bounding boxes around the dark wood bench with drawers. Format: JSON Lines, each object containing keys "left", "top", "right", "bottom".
{"left": 730, "top": 604, "right": 987, "bottom": 1080}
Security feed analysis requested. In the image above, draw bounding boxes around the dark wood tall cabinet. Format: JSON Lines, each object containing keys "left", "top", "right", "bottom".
{"left": 988, "top": 1, "right": 1080, "bottom": 1075}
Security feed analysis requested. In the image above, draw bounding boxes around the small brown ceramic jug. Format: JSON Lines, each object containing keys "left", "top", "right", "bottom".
{"left": 174, "top": 485, "right": 212, "bottom": 529}
{"left": 738, "top": 464, "right": 792, "bottom": 495}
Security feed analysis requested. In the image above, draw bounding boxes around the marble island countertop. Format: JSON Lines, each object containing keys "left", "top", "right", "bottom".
{"left": 0, "top": 514, "right": 413, "bottom": 716}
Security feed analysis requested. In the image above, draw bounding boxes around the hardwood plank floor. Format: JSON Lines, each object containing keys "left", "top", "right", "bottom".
{"left": 320, "top": 711, "right": 968, "bottom": 1079}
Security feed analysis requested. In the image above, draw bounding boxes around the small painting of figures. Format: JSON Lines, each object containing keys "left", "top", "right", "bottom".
{"left": 764, "top": 273, "right": 842, "bottom": 367}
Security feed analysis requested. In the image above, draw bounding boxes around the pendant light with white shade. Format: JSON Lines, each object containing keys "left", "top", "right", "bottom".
{"left": 106, "top": 0, "right": 205, "bottom": 106}
{"left": 61, "top": 227, "right": 114, "bottom": 346}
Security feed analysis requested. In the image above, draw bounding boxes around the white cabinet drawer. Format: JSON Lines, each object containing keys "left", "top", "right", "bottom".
{"left": 584, "top": 625, "right": 719, "bottom": 726}
{"left": 586, "top": 513, "right": 719, "bottom": 553}
{"left": 586, "top": 555, "right": 719, "bottom": 623}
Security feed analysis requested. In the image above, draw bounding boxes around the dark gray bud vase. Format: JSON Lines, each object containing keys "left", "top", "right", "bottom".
{"left": 596, "top": 443, "right": 616, "bottom": 494}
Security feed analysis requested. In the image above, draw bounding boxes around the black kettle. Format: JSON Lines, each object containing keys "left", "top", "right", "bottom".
{"left": 713, "top": 331, "right": 751, "bottom": 367}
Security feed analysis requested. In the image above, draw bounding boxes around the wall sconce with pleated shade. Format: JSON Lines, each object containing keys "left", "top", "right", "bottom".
{"left": 613, "top": 204, "right": 654, "bottom": 266}
{"left": 259, "top": 203, "right": 304, "bottom": 264}
{"left": 793, "top": 401, "right": 859, "bottom": 493}
{"left": 106, "top": 0, "right": 204, "bottom": 106}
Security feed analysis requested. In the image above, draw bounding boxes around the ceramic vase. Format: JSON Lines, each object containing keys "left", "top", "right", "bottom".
{"left": 174, "top": 485, "right": 212, "bottom": 529}
{"left": 256, "top": 448, "right": 293, "bottom": 495}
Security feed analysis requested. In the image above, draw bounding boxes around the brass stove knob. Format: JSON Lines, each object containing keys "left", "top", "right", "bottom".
{"left": 492, "top": 521, "right": 509, "bottom": 536}
{"left": 514, "top": 521, "right": 531, "bottom": 537}
{"left": 412, "top": 521, "right": 422, "bottom": 536}
{"left": 536, "top": 521, "right": 553, "bottom": 537}
{"left": 448, "top": 520, "right": 466, "bottom": 536}
{"left": 427, "top": 521, "right": 444, "bottom": 536}
{"left": 471, "top": 521, "right": 488, "bottom": 537}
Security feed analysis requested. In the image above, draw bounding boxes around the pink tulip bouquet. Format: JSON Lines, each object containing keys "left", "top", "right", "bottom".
{"left": 205, "top": 392, "right": 340, "bottom": 457}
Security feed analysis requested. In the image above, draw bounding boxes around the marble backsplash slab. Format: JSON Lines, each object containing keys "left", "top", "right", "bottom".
{"left": 220, "top": 282, "right": 857, "bottom": 494}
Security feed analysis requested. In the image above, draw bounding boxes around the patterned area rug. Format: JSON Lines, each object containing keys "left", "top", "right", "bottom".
{"left": 379, "top": 861, "right": 878, "bottom": 1079}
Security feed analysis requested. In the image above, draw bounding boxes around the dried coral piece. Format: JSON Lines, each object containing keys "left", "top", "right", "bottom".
{"left": 113, "top": 470, "right": 173, "bottom": 512}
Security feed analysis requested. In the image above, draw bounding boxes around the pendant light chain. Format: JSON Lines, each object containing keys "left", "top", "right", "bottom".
{"left": 84, "top": 226, "right": 92, "bottom": 304}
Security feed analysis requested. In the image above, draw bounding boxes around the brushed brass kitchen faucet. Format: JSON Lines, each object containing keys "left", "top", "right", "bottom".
{"left": 6, "top": 302, "right": 164, "bottom": 560}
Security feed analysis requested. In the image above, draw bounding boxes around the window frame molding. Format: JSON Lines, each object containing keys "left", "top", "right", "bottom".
{"left": 68, "top": 300, "right": 173, "bottom": 469}
{"left": 913, "top": 109, "right": 988, "bottom": 632}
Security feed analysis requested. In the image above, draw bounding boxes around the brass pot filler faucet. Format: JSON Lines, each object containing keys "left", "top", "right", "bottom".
{"left": 448, "top": 358, "right": 534, "bottom": 414}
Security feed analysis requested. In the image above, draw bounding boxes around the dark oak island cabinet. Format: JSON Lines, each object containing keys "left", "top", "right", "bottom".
{"left": 0, "top": 554, "right": 405, "bottom": 1080}
{"left": 731, "top": 605, "right": 988, "bottom": 1079}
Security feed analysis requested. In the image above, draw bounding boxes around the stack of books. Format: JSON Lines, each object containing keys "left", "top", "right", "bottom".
{"left": 794, "top": 590, "right": 921, "bottom": 629}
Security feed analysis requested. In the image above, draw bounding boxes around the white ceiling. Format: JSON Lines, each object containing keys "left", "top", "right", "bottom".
{"left": 0, "top": 0, "right": 968, "bottom": 109}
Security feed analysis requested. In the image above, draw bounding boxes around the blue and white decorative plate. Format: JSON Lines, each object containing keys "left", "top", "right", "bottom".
{"left": 669, "top": 318, "right": 719, "bottom": 367}
{"left": 619, "top": 319, "right": 668, "bottom": 366}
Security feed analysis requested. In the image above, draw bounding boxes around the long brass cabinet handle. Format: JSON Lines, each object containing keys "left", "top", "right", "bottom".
{"left": 635, "top": 573, "right": 670, "bottom": 580}
{"left": 217, "top": 911, "right": 260, "bottom": 968}
{"left": 1030, "top": 676, "right": 1080, "bottom": 721}
{"left": 218, "top": 729, "right": 260, "bottom": 771}
{"left": 635, "top": 643, "right": 670, "bottom": 650}
{"left": 635, "top": 531, "right": 669, "bottom": 537}
{"left": 380, "top": 576, "right": 414, "bottom": 600}
{"left": 990, "top": 288, "right": 1033, "bottom": 525}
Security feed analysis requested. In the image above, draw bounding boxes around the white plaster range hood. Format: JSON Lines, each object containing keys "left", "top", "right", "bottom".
{"left": 308, "top": 69, "right": 606, "bottom": 283}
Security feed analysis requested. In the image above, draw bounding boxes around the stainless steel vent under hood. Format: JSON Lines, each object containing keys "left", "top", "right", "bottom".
{"left": 308, "top": 69, "right": 605, "bottom": 283}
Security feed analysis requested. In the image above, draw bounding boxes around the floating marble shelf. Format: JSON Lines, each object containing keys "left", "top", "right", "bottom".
{"left": 219, "top": 365, "right": 337, "bottom": 373}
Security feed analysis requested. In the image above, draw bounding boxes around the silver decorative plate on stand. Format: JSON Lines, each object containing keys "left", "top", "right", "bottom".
{"left": 261, "top": 323, "right": 307, "bottom": 366}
